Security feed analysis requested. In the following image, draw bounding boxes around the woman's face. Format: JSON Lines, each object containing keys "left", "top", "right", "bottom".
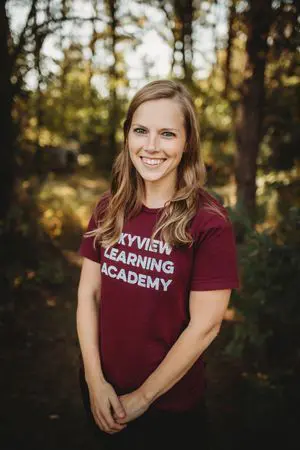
{"left": 128, "top": 98, "right": 186, "bottom": 189}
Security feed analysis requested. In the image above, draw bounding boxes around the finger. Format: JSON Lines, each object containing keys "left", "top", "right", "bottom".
{"left": 91, "top": 400, "right": 126, "bottom": 433}
{"left": 113, "top": 413, "right": 128, "bottom": 425}
{"left": 105, "top": 412, "right": 127, "bottom": 432}
{"left": 101, "top": 406, "right": 127, "bottom": 433}
{"left": 90, "top": 397, "right": 109, "bottom": 427}
{"left": 103, "top": 421, "right": 127, "bottom": 434}
{"left": 90, "top": 402, "right": 112, "bottom": 432}
{"left": 96, "top": 413, "right": 111, "bottom": 433}
{"left": 91, "top": 406, "right": 106, "bottom": 431}
{"left": 110, "top": 394, "right": 127, "bottom": 420}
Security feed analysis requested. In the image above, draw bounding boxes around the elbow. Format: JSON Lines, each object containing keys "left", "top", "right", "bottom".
{"left": 189, "top": 320, "right": 222, "bottom": 344}
{"left": 211, "top": 322, "right": 222, "bottom": 340}
{"left": 203, "top": 322, "right": 221, "bottom": 344}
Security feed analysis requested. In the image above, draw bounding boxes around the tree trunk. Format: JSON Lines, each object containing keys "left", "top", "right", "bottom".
{"left": 224, "top": 0, "right": 236, "bottom": 98}
{"left": 88, "top": 0, "right": 98, "bottom": 94}
{"left": 173, "top": 0, "right": 194, "bottom": 83}
{"left": 0, "top": 1, "right": 14, "bottom": 222}
{"left": 106, "top": 0, "right": 119, "bottom": 170}
{"left": 181, "top": 0, "right": 194, "bottom": 84}
{"left": 235, "top": 0, "right": 272, "bottom": 221}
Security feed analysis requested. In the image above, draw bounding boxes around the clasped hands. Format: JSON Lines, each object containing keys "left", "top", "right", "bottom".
{"left": 88, "top": 378, "right": 151, "bottom": 435}
{"left": 113, "top": 388, "right": 150, "bottom": 425}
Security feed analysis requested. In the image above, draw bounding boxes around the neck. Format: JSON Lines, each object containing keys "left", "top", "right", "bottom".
{"left": 143, "top": 178, "right": 176, "bottom": 208}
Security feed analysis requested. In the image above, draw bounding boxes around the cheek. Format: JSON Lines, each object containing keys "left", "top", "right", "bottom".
{"left": 168, "top": 144, "right": 185, "bottom": 160}
{"left": 128, "top": 135, "right": 140, "bottom": 153}
{"left": 128, "top": 144, "right": 138, "bottom": 165}
{"left": 127, "top": 139, "right": 135, "bottom": 157}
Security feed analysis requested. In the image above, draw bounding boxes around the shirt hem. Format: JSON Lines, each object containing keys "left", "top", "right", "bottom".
{"left": 190, "top": 279, "right": 240, "bottom": 290}
{"left": 78, "top": 248, "right": 100, "bottom": 264}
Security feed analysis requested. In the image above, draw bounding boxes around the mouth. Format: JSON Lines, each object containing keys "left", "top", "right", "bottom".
{"left": 140, "top": 156, "right": 167, "bottom": 168}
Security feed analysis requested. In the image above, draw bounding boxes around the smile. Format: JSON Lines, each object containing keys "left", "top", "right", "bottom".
{"left": 140, "top": 157, "right": 166, "bottom": 167}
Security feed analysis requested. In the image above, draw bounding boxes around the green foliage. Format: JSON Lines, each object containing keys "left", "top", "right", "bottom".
{"left": 29, "top": 44, "right": 107, "bottom": 145}
{"left": 1, "top": 186, "right": 67, "bottom": 305}
{"left": 264, "top": 66, "right": 300, "bottom": 171}
{"left": 225, "top": 207, "right": 300, "bottom": 375}
{"left": 198, "top": 89, "right": 237, "bottom": 186}
{"left": 34, "top": 259, "right": 65, "bottom": 286}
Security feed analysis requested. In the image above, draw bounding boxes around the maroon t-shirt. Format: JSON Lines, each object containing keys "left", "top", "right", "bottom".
{"left": 78, "top": 190, "right": 240, "bottom": 412}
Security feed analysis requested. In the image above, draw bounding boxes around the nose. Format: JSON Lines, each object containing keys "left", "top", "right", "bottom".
{"left": 144, "top": 132, "right": 158, "bottom": 153}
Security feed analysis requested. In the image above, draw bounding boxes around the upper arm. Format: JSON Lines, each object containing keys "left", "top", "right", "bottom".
{"left": 77, "top": 197, "right": 105, "bottom": 300}
{"left": 188, "top": 217, "right": 238, "bottom": 335}
{"left": 78, "top": 193, "right": 110, "bottom": 264}
{"left": 78, "top": 257, "right": 102, "bottom": 302}
{"left": 188, "top": 289, "right": 231, "bottom": 334}
{"left": 190, "top": 219, "right": 240, "bottom": 292}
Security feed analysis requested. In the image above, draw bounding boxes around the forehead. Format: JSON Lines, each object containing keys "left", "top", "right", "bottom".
{"left": 132, "top": 98, "right": 185, "bottom": 129}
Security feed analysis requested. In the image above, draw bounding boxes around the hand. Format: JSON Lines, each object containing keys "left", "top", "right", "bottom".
{"left": 88, "top": 380, "right": 128, "bottom": 434}
{"left": 113, "top": 389, "right": 150, "bottom": 424}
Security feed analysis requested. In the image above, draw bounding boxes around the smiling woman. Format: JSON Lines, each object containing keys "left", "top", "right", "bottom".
{"left": 128, "top": 98, "right": 186, "bottom": 197}
{"left": 76, "top": 79, "right": 240, "bottom": 450}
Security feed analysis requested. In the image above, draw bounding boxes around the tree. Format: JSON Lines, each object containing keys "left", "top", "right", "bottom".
{"left": 105, "top": 0, "right": 120, "bottom": 167}
{"left": 0, "top": 0, "right": 41, "bottom": 223}
{"left": 224, "top": 0, "right": 237, "bottom": 98}
{"left": 234, "top": 0, "right": 272, "bottom": 221}
{"left": 158, "top": 0, "right": 196, "bottom": 83}
{"left": 0, "top": 1, "right": 14, "bottom": 223}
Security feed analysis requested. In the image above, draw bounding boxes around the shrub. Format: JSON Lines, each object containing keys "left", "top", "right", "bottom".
{"left": 225, "top": 207, "right": 300, "bottom": 376}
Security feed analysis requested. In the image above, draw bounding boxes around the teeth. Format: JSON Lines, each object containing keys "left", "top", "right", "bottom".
{"left": 141, "top": 157, "right": 165, "bottom": 166}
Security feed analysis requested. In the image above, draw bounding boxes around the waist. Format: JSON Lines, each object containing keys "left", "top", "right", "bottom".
{"left": 102, "top": 347, "right": 206, "bottom": 412}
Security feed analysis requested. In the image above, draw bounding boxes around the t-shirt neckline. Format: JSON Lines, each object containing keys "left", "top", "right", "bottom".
{"left": 142, "top": 204, "right": 164, "bottom": 214}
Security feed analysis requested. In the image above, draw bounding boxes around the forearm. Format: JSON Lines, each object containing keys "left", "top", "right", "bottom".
{"left": 76, "top": 293, "right": 106, "bottom": 386}
{"left": 139, "top": 323, "right": 219, "bottom": 405}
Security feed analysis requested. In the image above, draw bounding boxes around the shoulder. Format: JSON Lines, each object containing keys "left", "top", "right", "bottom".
{"left": 93, "top": 190, "right": 111, "bottom": 221}
{"left": 191, "top": 188, "right": 231, "bottom": 234}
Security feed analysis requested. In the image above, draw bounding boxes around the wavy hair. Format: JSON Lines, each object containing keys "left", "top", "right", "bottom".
{"left": 87, "top": 79, "right": 225, "bottom": 249}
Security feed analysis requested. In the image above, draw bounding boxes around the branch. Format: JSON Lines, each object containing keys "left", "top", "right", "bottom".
{"left": 11, "top": 0, "right": 38, "bottom": 69}
{"left": 157, "top": 0, "right": 173, "bottom": 24}
{"left": 12, "top": 4, "right": 108, "bottom": 67}
{"left": 43, "top": 14, "right": 109, "bottom": 28}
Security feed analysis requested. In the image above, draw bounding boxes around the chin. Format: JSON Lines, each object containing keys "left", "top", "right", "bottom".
{"left": 139, "top": 173, "right": 164, "bottom": 182}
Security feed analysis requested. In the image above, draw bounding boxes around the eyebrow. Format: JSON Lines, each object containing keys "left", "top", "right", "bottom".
{"left": 132, "top": 123, "right": 180, "bottom": 132}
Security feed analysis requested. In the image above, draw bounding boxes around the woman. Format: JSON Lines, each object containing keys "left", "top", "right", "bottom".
{"left": 77, "top": 79, "right": 240, "bottom": 450}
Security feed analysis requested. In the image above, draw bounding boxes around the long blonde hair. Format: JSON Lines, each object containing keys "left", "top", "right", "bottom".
{"left": 87, "top": 79, "right": 225, "bottom": 249}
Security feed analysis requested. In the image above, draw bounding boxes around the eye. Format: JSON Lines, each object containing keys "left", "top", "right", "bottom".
{"left": 132, "top": 128, "right": 176, "bottom": 137}
{"left": 133, "top": 127, "right": 146, "bottom": 134}
{"left": 162, "top": 131, "right": 176, "bottom": 138}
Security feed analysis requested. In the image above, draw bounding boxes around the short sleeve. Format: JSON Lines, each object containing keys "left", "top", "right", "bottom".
{"left": 78, "top": 212, "right": 100, "bottom": 263}
{"left": 190, "top": 220, "right": 240, "bottom": 291}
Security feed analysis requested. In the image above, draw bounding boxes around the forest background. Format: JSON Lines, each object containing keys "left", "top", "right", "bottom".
{"left": 0, "top": 1, "right": 299, "bottom": 449}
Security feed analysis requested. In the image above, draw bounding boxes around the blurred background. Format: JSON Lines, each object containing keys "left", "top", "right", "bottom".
{"left": 0, "top": 1, "right": 299, "bottom": 449}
